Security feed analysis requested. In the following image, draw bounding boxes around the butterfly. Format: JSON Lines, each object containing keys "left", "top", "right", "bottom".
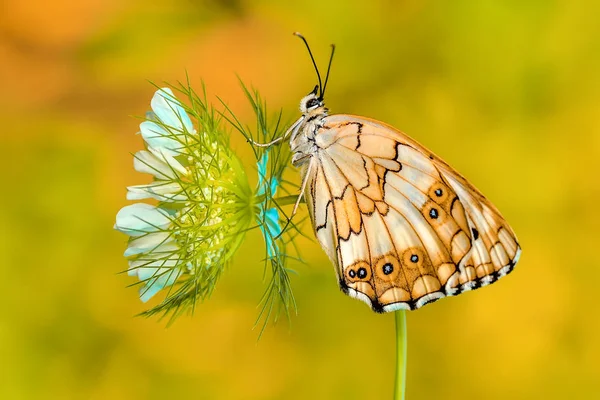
{"left": 259, "top": 33, "right": 521, "bottom": 312}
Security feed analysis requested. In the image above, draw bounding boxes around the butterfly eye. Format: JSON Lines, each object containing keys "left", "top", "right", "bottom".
{"left": 305, "top": 98, "right": 320, "bottom": 109}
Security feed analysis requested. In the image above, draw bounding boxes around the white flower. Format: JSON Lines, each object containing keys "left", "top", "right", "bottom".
{"left": 140, "top": 87, "right": 194, "bottom": 156}
{"left": 115, "top": 84, "right": 291, "bottom": 324}
{"left": 115, "top": 87, "right": 255, "bottom": 307}
{"left": 115, "top": 88, "right": 192, "bottom": 302}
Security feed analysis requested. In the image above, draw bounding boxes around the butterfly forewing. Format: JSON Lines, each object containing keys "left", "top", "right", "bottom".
{"left": 303, "top": 115, "right": 521, "bottom": 312}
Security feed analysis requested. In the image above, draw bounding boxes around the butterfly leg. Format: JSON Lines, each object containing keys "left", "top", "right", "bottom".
{"left": 249, "top": 136, "right": 284, "bottom": 147}
{"left": 274, "top": 160, "right": 313, "bottom": 240}
{"left": 249, "top": 116, "right": 306, "bottom": 147}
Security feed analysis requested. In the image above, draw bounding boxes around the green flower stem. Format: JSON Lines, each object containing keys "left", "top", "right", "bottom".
{"left": 394, "top": 310, "right": 407, "bottom": 400}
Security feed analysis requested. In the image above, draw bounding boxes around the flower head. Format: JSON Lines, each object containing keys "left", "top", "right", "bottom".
{"left": 115, "top": 87, "right": 254, "bottom": 315}
{"left": 115, "top": 83, "right": 300, "bottom": 327}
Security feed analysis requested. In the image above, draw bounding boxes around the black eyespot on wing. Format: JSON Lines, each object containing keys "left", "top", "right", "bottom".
{"left": 382, "top": 263, "right": 394, "bottom": 275}
{"left": 357, "top": 267, "right": 367, "bottom": 279}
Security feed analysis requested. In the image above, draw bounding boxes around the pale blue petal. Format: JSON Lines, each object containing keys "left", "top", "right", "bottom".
{"left": 126, "top": 181, "right": 185, "bottom": 202}
{"left": 269, "top": 177, "right": 278, "bottom": 197}
{"left": 151, "top": 88, "right": 193, "bottom": 133}
{"left": 264, "top": 208, "right": 282, "bottom": 238}
{"left": 160, "top": 207, "right": 179, "bottom": 218}
{"left": 133, "top": 148, "right": 187, "bottom": 180}
{"left": 256, "top": 151, "right": 268, "bottom": 193}
{"left": 255, "top": 150, "right": 282, "bottom": 257}
{"left": 139, "top": 268, "right": 182, "bottom": 302}
{"left": 133, "top": 150, "right": 175, "bottom": 180}
{"left": 257, "top": 152, "right": 279, "bottom": 197}
{"left": 124, "top": 232, "right": 177, "bottom": 257}
{"left": 139, "top": 280, "right": 163, "bottom": 302}
{"left": 152, "top": 147, "right": 187, "bottom": 176}
{"left": 128, "top": 257, "right": 180, "bottom": 280}
{"left": 258, "top": 207, "right": 282, "bottom": 257}
{"left": 114, "top": 204, "right": 172, "bottom": 236}
{"left": 145, "top": 111, "right": 158, "bottom": 122}
{"left": 139, "top": 121, "right": 181, "bottom": 156}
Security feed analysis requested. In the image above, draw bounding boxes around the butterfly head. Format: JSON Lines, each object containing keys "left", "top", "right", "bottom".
{"left": 299, "top": 85, "right": 327, "bottom": 115}
{"left": 293, "top": 33, "right": 334, "bottom": 116}
{"left": 287, "top": 33, "right": 334, "bottom": 166}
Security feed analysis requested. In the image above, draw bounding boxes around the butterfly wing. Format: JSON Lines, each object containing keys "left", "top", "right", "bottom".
{"left": 303, "top": 114, "right": 521, "bottom": 312}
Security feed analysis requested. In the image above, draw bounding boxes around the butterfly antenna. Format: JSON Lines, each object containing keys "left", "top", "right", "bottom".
{"left": 322, "top": 44, "right": 336, "bottom": 98}
{"left": 294, "top": 32, "right": 323, "bottom": 98}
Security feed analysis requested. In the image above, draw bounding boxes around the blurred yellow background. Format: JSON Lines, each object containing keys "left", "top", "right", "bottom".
{"left": 1, "top": 1, "right": 599, "bottom": 399}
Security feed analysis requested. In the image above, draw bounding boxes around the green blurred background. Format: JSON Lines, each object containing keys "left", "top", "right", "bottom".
{"left": 1, "top": 1, "right": 599, "bottom": 398}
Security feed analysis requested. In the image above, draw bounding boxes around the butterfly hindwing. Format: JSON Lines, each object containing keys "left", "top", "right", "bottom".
{"left": 304, "top": 115, "right": 521, "bottom": 311}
